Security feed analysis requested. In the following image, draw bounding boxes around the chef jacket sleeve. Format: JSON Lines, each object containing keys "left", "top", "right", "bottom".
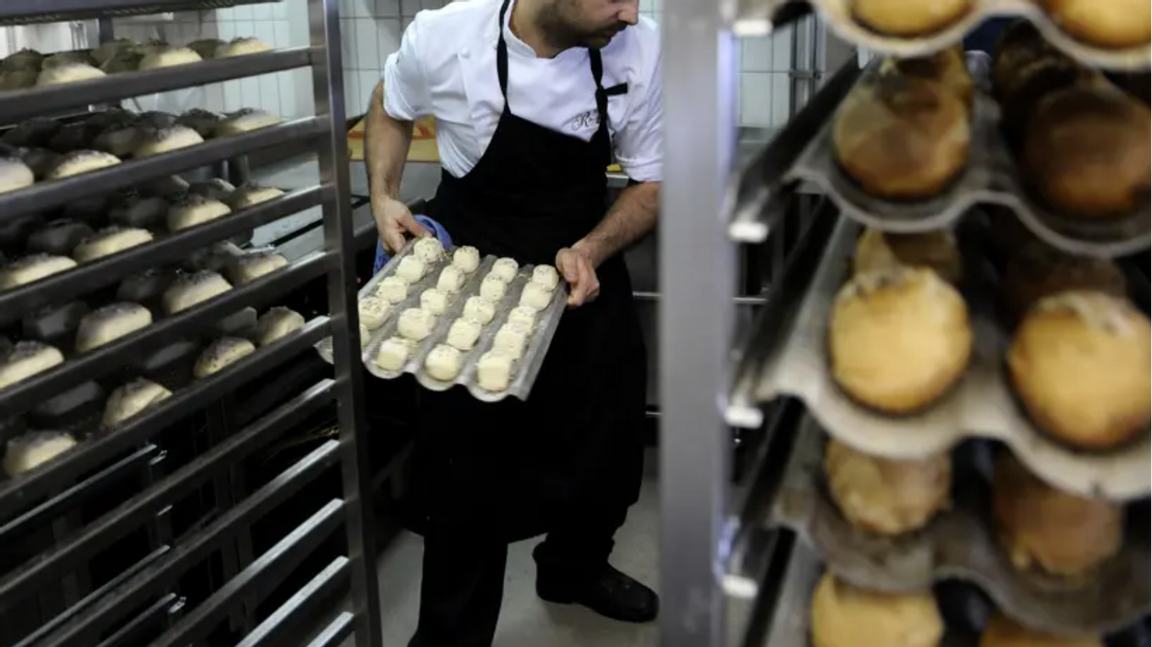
{"left": 613, "top": 41, "right": 663, "bottom": 183}
{"left": 382, "top": 14, "right": 433, "bottom": 121}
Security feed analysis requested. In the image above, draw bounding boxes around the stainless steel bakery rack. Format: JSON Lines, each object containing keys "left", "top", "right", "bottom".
{"left": 0, "top": 2, "right": 384, "bottom": 647}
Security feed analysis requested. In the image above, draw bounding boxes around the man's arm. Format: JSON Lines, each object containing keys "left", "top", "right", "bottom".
{"left": 365, "top": 81, "right": 413, "bottom": 201}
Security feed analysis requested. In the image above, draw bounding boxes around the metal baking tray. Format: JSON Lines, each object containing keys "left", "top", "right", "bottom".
{"left": 733, "top": 0, "right": 1150, "bottom": 72}
{"left": 728, "top": 215, "right": 1150, "bottom": 500}
{"left": 771, "top": 414, "right": 1150, "bottom": 635}
{"left": 318, "top": 241, "right": 567, "bottom": 403}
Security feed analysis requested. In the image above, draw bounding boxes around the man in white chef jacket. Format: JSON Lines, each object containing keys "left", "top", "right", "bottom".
{"left": 363, "top": 0, "right": 662, "bottom": 644}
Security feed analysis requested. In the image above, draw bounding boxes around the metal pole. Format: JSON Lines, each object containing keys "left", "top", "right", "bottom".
{"left": 659, "top": 0, "right": 738, "bottom": 644}
{"left": 309, "top": 2, "right": 384, "bottom": 647}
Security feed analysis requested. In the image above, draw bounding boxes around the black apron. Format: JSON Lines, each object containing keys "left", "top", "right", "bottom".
{"left": 403, "top": 0, "right": 647, "bottom": 543}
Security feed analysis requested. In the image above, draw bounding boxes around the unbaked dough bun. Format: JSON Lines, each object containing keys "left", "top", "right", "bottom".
{"left": 167, "top": 193, "right": 232, "bottom": 231}
{"left": 358, "top": 296, "right": 391, "bottom": 330}
{"left": 0, "top": 341, "right": 63, "bottom": 390}
{"left": 829, "top": 267, "right": 973, "bottom": 414}
{"left": 0, "top": 254, "right": 77, "bottom": 289}
{"left": 0, "top": 156, "right": 34, "bottom": 194}
{"left": 810, "top": 572, "right": 944, "bottom": 647}
{"left": 477, "top": 350, "right": 515, "bottom": 392}
{"left": 437, "top": 265, "right": 466, "bottom": 293}
{"left": 138, "top": 47, "right": 202, "bottom": 70}
{"left": 519, "top": 281, "right": 553, "bottom": 310}
{"left": 76, "top": 302, "right": 152, "bottom": 352}
{"left": 1022, "top": 86, "right": 1150, "bottom": 219}
{"left": 419, "top": 288, "right": 449, "bottom": 316}
{"left": 3, "top": 431, "right": 77, "bottom": 478}
{"left": 398, "top": 307, "right": 435, "bottom": 341}
{"left": 452, "top": 246, "right": 480, "bottom": 273}
{"left": 446, "top": 316, "right": 482, "bottom": 351}
{"left": 395, "top": 256, "right": 426, "bottom": 283}
{"left": 133, "top": 125, "right": 205, "bottom": 158}
{"left": 102, "top": 378, "right": 171, "bottom": 427}
{"left": 375, "top": 336, "right": 415, "bottom": 371}
{"left": 1007, "top": 291, "right": 1150, "bottom": 450}
{"left": 215, "top": 37, "right": 272, "bottom": 57}
{"left": 824, "top": 439, "right": 951, "bottom": 536}
{"left": 1038, "top": 0, "right": 1151, "bottom": 49}
{"left": 163, "top": 270, "right": 233, "bottom": 314}
{"left": 531, "top": 264, "right": 560, "bottom": 291}
{"left": 850, "top": 0, "right": 973, "bottom": 37}
{"left": 491, "top": 257, "right": 519, "bottom": 282}
{"left": 72, "top": 226, "right": 153, "bottom": 263}
{"left": 228, "top": 251, "right": 287, "bottom": 285}
{"left": 479, "top": 274, "right": 507, "bottom": 302}
{"left": 980, "top": 612, "right": 1103, "bottom": 647}
{"left": 834, "top": 74, "right": 971, "bottom": 200}
{"left": 375, "top": 276, "right": 409, "bottom": 303}
{"left": 853, "top": 228, "right": 963, "bottom": 285}
{"left": 359, "top": 323, "right": 371, "bottom": 348}
{"left": 414, "top": 236, "right": 444, "bottom": 263}
{"left": 46, "top": 150, "right": 121, "bottom": 179}
{"left": 993, "top": 451, "right": 1123, "bottom": 577}
{"left": 176, "top": 108, "right": 225, "bottom": 138}
{"left": 228, "top": 182, "right": 284, "bottom": 209}
{"left": 463, "top": 296, "right": 497, "bottom": 324}
{"left": 214, "top": 108, "right": 282, "bottom": 136}
{"left": 1, "top": 48, "right": 43, "bottom": 73}
{"left": 507, "top": 305, "right": 537, "bottom": 332}
{"left": 425, "top": 343, "right": 463, "bottom": 381}
{"left": 1000, "top": 244, "right": 1126, "bottom": 322}
{"left": 36, "top": 62, "right": 105, "bottom": 86}
{"left": 194, "top": 337, "right": 256, "bottom": 378}
{"left": 493, "top": 321, "right": 530, "bottom": 360}
{"left": 254, "top": 307, "right": 305, "bottom": 346}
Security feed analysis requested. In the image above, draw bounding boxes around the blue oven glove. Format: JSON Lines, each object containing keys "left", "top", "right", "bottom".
{"left": 373, "top": 215, "right": 454, "bottom": 275}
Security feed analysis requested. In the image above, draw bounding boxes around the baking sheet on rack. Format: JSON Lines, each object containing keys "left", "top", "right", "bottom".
{"left": 773, "top": 414, "right": 1151, "bottom": 635}
{"left": 752, "top": 216, "right": 1150, "bottom": 500}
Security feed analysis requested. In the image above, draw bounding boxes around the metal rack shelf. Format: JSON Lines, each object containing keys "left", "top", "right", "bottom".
{"left": 0, "top": 1, "right": 384, "bottom": 646}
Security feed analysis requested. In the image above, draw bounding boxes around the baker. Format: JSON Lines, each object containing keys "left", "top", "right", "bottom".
{"left": 363, "top": 0, "right": 661, "bottom": 644}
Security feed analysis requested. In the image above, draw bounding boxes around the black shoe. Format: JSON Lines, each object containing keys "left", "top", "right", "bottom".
{"left": 536, "top": 563, "right": 659, "bottom": 623}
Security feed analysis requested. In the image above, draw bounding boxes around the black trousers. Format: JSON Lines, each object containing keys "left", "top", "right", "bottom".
{"left": 408, "top": 484, "right": 634, "bottom": 647}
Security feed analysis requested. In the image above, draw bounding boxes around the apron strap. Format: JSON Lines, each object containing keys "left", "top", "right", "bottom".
{"left": 496, "top": 0, "right": 513, "bottom": 111}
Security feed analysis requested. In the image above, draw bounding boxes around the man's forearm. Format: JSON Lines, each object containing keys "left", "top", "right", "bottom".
{"left": 575, "top": 181, "right": 660, "bottom": 267}
{"left": 365, "top": 81, "right": 414, "bottom": 201}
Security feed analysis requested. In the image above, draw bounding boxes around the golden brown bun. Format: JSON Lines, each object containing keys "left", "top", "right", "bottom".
{"left": 810, "top": 572, "right": 944, "bottom": 647}
{"left": 834, "top": 75, "right": 971, "bottom": 200}
{"left": 998, "top": 56, "right": 1099, "bottom": 143}
{"left": 993, "top": 451, "right": 1124, "bottom": 577}
{"left": 980, "top": 613, "right": 1103, "bottom": 647}
{"left": 1008, "top": 291, "right": 1150, "bottom": 450}
{"left": 1039, "top": 0, "right": 1151, "bottom": 49}
{"left": 850, "top": 0, "right": 973, "bottom": 37}
{"left": 1022, "top": 86, "right": 1151, "bottom": 219}
{"left": 1000, "top": 244, "right": 1127, "bottom": 322}
{"left": 824, "top": 439, "right": 952, "bottom": 535}
{"left": 830, "top": 267, "right": 973, "bottom": 414}
{"left": 881, "top": 48, "right": 975, "bottom": 106}
{"left": 853, "top": 228, "right": 963, "bottom": 286}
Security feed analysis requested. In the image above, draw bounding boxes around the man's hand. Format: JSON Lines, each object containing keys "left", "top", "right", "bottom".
{"left": 555, "top": 246, "right": 600, "bottom": 307}
{"left": 373, "top": 196, "right": 429, "bottom": 254}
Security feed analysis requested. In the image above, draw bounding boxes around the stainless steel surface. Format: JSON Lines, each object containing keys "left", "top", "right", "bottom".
{"left": 234, "top": 557, "right": 350, "bottom": 647}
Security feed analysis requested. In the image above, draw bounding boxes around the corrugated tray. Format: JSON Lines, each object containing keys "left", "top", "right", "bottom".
{"left": 779, "top": 62, "right": 1149, "bottom": 258}
{"left": 731, "top": 215, "right": 1150, "bottom": 500}
{"left": 735, "top": 0, "right": 1150, "bottom": 71}
{"left": 773, "top": 414, "right": 1150, "bottom": 636}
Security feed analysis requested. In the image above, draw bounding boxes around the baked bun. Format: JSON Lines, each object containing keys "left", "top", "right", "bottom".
{"left": 810, "top": 572, "right": 944, "bottom": 647}
{"left": 1000, "top": 244, "right": 1126, "bottom": 322}
{"left": 0, "top": 254, "right": 77, "bottom": 289}
{"left": 36, "top": 62, "right": 105, "bottom": 86}
{"left": 849, "top": 0, "right": 972, "bottom": 36}
{"left": 215, "top": 37, "right": 272, "bottom": 57}
{"left": 993, "top": 451, "right": 1123, "bottom": 576}
{"left": 214, "top": 109, "right": 281, "bottom": 136}
{"left": 834, "top": 74, "right": 971, "bottom": 200}
{"left": 0, "top": 156, "right": 34, "bottom": 194}
{"left": 72, "top": 226, "right": 153, "bottom": 263}
{"left": 0, "top": 341, "right": 63, "bottom": 390}
{"left": 132, "top": 125, "right": 204, "bottom": 158}
{"left": 46, "top": 150, "right": 121, "bottom": 179}
{"left": 3, "top": 431, "right": 77, "bottom": 477}
{"left": 102, "top": 378, "right": 171, "bottom": 427}
{"left": 980, "top": 613, "right": 1102, "bottom": 647}
{"left": 829, "top": 267, "right": 973, "bottom": 414}
{"left": 228, "top": 251, "right": 287, "bottom": 285}
{"left": 166, "top": 193, "right": 231, "bottom": 231}
{"left": 254, "top": 307, "right": 305, "bottom": 346}
{"left": 188, "top": 38, "right": 225, "bottom": 60}
{"left": 1008, "top": 291, "right": 1150, "bottom": 450}
{"left": 163, "top": 270, "right": 232, "bottom": 314}
{"left": 138, "top": 46, "right": 202, "bottom": 70}
{"left": 194, "top": 337, "right": 256, "bottom": 378}
{"left": 176, "top": 109, "right": 225, "bottom": 138}
{"left": 1022, "top": 86, "right": 1150, "bottom": 219}
{"left": 1039, "top": 0, "right": 1151, "bottom": 49}
{"left": 76, "top": 302, "right": 152, "bottom": 352}
{"left": 824, "top": 439, "right": 951, "bottom": 535}
{"left": 228, "top": 182, "right": 284, "bottom": 209}
{"left": 880, "top": 48, "right": 974, "bottom": 106}
{"left": 853, "top": 228, "right": 962, "bottom": 285}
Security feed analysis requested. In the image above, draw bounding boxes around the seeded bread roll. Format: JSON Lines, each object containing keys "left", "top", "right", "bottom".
{"left": 108, "top": 191, "right": 169, "bottom": 229}
{"left": 491, "top": 257, "right": 519, "bottom": 282}
{"left": 228, "top": 182, "right": 284, "bottom": 209}
{"left": 72, "top": 227, "right": 153, "bottom": 263}
{"left": 1039, "top": 0, "right": 1151, "bottom": 49}
{"left": 1000, "top": 244, "right": 1127, "bottom": 322}
{"left": 0, "top": 341, "right": 64, "bottom": 390}
{"left": 102, "top": 378, "right": 172, "bottom": 427}
{"left": 375, "top": 336, "right": 416, "bottom": 371}
{"left": 824, "top": 439, "right": 952, "bottom": 535}
{"left": 477, "top": 350, "right": 515, "bottom": 391}
{"left": 810, "top": 572, "right": 944, "bottom": 647}
{"left": 398, "top": 307, "right": 435, "bottom": 341}
{"left": 0, "top": 156, "right": 34, "bottom": 194}
{"left": 46, "top": 150, "right": 120, "bottom": 179}
{"left": 26, "top": 219, "right": 93, "bottom": 256}
{"left": 463, "top": 296, "right": 496, "bottom": 324}
{"left": 446, "top": 316, "right": 482, "bottom": 350}
{"left": 519, "top": 281, "right": 553, "bottom": 310}
{"left": 1008, "top": 291, "right": 1150, "bottom": 450}
{"left": 254, "top": 307, "right": 306, "bottom": 346}
{"left": 132, "top": 125, "right": 204, "bottom": 158}
{"left": 437, "top": 265, "right": 466, "bottom": 293}
{"left": 425, "top": 343, "right": 464, "bottom": 381}
{"left": 358, "top": 296, "right": 391, "bottom": 330}
{"left": 3, "top": 431, "right": 77, "bottom": 477}
{"left": 163, "top": 270, "right": 232, "bottom": 314}
{"left": 375, "top": 276, "right": 409, "bottom": 303}
{"left": 980, "top": 612, "right": 1103, "bottom": 647}
{"left": 493, "top": 321, "right": 530, "bottom": 360}
{"left": 228, "top": 251, "right": 287, "bottom": 285}
{"left": 215, "top": 37, "right": 272, "bottom": 57}
{"left": 0, "top": 254, "right": 77, "bottom": 289}
{"left": 479, "top": 274, "right": 506, "bottom": 301}
{"left": 413, "top": 237, "right": 445, "bottom": 263}
{"left": 829, "top": 267, "right": 973, "bottom": 414}
{"left": 531, "top": 265, "right": 560, "bottom": 291}
{"left": 1, "top": 48, "right": 43, "bottom": 73}
{"left": 853, "top": 228, "right": 963, "bottom": 285}
{"left": 166, "top": 193, "right": 231, "bottom": 232}
{"left": 452, "top": 245, "right": 480, "bottom": 272}
{"left": 507, "top": 305, "right": 537, "bottom": 332}
{"left": 419, "top": 288, "right": 449, "bottom": 316}
{"left": 214, "top": 108, "right": 281, "bottom": 136}
{"left": 176, "top": 108, "right": 225, "bottom": 138}
{"left": 138, "top": 46, "right": 202, "bottom": 70}
{"left": 194, "top": 337, "right": 256, "bottom": 378}
{"left": 36, "top": 62, "right": 105, "bottom": 86}
{"left": 188, "top": 39, "right": 225, "bottom": 60}
{"left": 396, "top": 256, "right": 426, "bottom": 283}
{"left": 993, "top": 451, "right": 1123, "bottom": 576}
{"left": 75, "top": 303, "right": 152, "bottom": 352}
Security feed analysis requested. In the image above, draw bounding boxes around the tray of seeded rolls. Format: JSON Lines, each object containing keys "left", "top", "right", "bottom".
{"left": 769, "top": 413, "right": 1149, "bottom": 635}
{"left": 734, "top": 24, "right": 1150, "bottom": 258}
{"left": 737, "top": 0, "right": 1150, "bottom": 71}
{"left": 729, "top": 213, "right": 1151, "bottom": 500}
{"left": 316, "top": 237, "right": 567, "bottom": 402}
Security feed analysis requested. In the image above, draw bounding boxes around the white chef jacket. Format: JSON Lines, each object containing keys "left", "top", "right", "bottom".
{"left": 381, "top": 0, "right": 663, "bottom": 184}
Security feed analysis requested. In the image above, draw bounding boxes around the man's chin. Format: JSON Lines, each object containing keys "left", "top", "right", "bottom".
{"left": 581, "top": 35, "right": 615, "bottom": 49}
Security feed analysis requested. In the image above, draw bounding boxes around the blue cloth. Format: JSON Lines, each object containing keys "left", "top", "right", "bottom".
{"left": 373, "top": 215, "right": 453, "bottom": 274}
